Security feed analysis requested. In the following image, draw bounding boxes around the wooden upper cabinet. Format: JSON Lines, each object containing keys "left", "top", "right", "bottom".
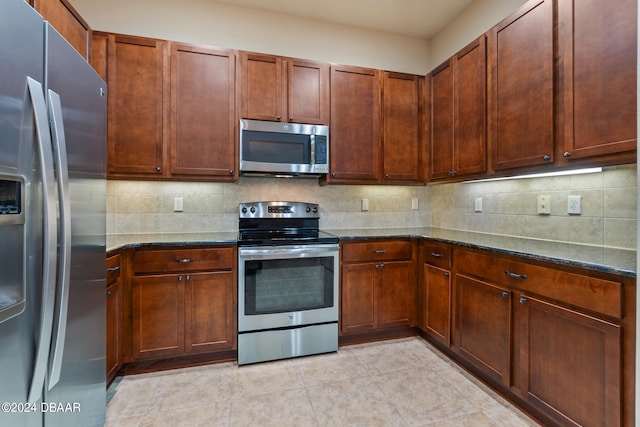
{"left": 107, "top": 34, "right": 166, "bottom": 177}
{"left": 32, "top": 0, "right": 90, "bottom": 59}
{"left": 488, "top": 0, "right": 554, "bottom": 172}
{"left": 558, "top": 0, "right": 637, "bottom": 164}
{"left": 382, "top": 72, "right": 422, "bottom": 184}
{"left": 240, "top": 52, "right": 329, "bottom": 124}
{"left": 328, "top": 64, "right": 382, "bottom": 183}
{"left": 430, "top": 35, "right": 486, "bottom": 181}
{"left": 170, "top": 43, "right": 236, "bottom": 179}
{"left": 90, "top": 31, "right": 108, "bottom": 82}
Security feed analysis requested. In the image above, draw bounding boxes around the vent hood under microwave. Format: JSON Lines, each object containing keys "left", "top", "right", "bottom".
{"left": 239, "top": 119, "right": 329, "bottom": 177}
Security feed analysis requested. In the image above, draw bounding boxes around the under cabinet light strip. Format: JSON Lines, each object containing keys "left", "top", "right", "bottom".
{"left": 463, "top": 167, "right": 603, "bottom": 183}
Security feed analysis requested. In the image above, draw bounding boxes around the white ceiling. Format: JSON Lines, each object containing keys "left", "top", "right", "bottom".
{"left": 211, "top": 0, "right": 477, "bottom": 39}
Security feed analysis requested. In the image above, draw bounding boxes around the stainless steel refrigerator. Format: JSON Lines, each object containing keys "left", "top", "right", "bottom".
{"left": 0, "top": 0, "right": 107, "bottom": 426}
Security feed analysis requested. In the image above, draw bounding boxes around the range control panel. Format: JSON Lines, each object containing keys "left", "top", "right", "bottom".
{"left": 239, "top": 201, "right": 319, "bottom": 219}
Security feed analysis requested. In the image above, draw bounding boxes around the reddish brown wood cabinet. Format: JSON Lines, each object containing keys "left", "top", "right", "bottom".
{"left": 382, "top": 72, "right": 423, "bottom": 184}
{"left": 106, "top": 254, "right": 123, "bottom": 384}
{"left": 488, "top": 0, "right": 555, "bottom": 172}
{"left": 429, "top": 36, "right": 486, "bottom": 181}
{"left": 340, "top": 240, "right": 416, "bottom": 335}
{"left": 107, "top": 34, "right": 166, "bottom": 177}
{"left": 170, "top": 43, "right": 236, "bottom": 180}
{"left": 418, "top": 241, "right": 453, "bottom": 347}
{"left": 130, "top": 246, "right": 237, "bottom": 361}
{"left": 240, "top": 52, "right": 329, "bottom": 124}
{"left": 31, "top": 0, "right": 90, "bottom": 59}
{"left": 558, "top": 0, "right": 637, "bottom": 165}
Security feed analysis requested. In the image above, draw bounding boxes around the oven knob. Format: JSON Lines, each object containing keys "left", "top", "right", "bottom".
{"left": 250, "top": 206, "right": 256, "bottom": 214}
{"left": 306, "top": 206, "right": 311, "bottom": 213}
{"left": 241, "top": 207, "right": 248, "bottom": 214}
{"left": 312, "top": 207, "right": 318, "bottom": 213}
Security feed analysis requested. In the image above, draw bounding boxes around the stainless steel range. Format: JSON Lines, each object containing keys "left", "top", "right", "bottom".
{"left": 237, "top": 201, "right": 339, "bottom": 365}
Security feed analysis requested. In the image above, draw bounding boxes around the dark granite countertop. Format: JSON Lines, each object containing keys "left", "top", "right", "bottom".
{"left": 328, "top": 227, "right": 637, "bottom": 278}
{"left": 107, "top": 228, "right": 636, "bottom": 278}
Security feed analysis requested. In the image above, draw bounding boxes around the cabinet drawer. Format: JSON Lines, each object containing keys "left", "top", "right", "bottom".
{"left": 455, "top": 249, "right": 623, "bottom": 318}
{"left": 106, "top": 254, "right": 121, "bottom": 286}
{"left": 421, "top": 241, "right": 452, "bottom": 269}
{"left": 342, "top": 240, "right": 413, "bottom": 263}
{"left": 134, "top": 247, "right": 234, "bottom": 274}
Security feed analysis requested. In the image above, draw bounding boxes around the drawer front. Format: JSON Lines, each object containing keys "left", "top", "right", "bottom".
{"left": 342, "top": 240, "right": 413, "bottom": 263}
{"left": 455, "top": 249, "right": 623, "bottom": 318}
{"left": 134, "top": 247, "right": 234, "bottom": 274}
{"left": 421, "top": 241, "right": 452, "bottom": 269}
{"left": 106, "top": 254, "right": 121, "bottom": 286}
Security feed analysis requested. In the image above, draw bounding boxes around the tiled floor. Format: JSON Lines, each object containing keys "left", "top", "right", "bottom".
{"left": 106, "top": 337, "right": 540, "bottom": 426}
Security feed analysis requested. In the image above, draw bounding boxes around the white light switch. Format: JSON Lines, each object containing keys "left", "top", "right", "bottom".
{"left": 174, "top": 197, "right": 184, "bottom": 212}
{"left": 412, "top": 198, "right": 419, "bottom": 210}
{"left": 361, "top": 199, "right": 369, "bottom": 211}
{"left": 537, "top": 195, "right": 551, "bottom": 215}
{"left": 568, "top": 195, "right": 582, "bottom": 215}
{"left": 474, "top": 197, "right": 482, "bottom": 212}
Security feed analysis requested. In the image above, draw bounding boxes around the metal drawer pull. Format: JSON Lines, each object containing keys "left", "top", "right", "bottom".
{"left": 519, "top": 297, "right": 527, "bottom": 304}
{"left": 505, "top": 270, "right": 527, "bottom": 279}
{"left": 175, "top": 258, "right": 195, "bottom": 263}
{"left": 431, "top": 252, "right": 443, "bottom": 258}
{"left": 501, "top": 291, "right": 509, "bottom": 298}
{"left": 372, "top": 249, "right": 387, "bottom": 254}
{"left": 107, "top": 266, "right": 120, "bottom": 272}
{"left": 444, "top": 272, "right": 450, "bottom": 278}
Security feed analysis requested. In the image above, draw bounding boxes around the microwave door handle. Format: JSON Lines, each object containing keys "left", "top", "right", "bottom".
{"left": 46, "top": 89, "right": 71, "bottom": 391}
{"left": 310, "top": 135, "right": 315, "bottom": 165}
{"left": 25, "top": 77, "right": 58, "bottom": 404}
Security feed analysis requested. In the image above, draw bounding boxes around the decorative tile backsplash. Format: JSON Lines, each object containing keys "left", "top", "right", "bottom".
{"left": 108, "top": 164, "right": 637, "bottom": 249}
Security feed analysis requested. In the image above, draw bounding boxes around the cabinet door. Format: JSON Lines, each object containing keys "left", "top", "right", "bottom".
{"left": 288, "top": 59, "right": 330, "bottom": 125}
{"left": 382, "top": 72, "right": 422, "bottom": 183}
{"left": 106, "top": 281, "right": 121, "bottom": 382}
{"left": 329, "top": 65, "right": 382, "bottom": 182}
{"left": 131, "top": 274, "right": 185, "bottom": 359}
{"left": 488, "top": 0, "right": 554, "bottom": 171}
{"left": 378, "top": 261, "right": 414, "bottom": 329}
{"left": 340, "top": 263, "right": 377, "bottom": 333}
{"left": 455, "top": 275, "right": 511, "bottom": 386}
{"left": 559, "top": 0, "right": 636, "bottom": 162}
{"left": 423, "top": 265, "right": 451, "bottom": 346}
{"left": 32, "top": 0, "right": 89, "bottom": 59}
{"left": 170, "top": 43, "right": 236, "bottom": 179}
{"left": 185, "top": 271, "right": 236, "bottom": 353}
{"left": 429, "top": 60, "right": 455, "bottom": 179}
{"left": 516, "top": 295, "right": 621, "bottom": 427}
{"left": 241, "top": 52, "right": 285, "bottom": 121}
{"left": 90, "top": 31, "right": 108, "bottom": 82}
{"left": 108, "top": 35, "right": 166, "bottom": 176}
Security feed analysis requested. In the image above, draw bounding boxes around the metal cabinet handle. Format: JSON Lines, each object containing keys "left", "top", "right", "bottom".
{"left": 372, "top": 249, "right": 387, "bottom": 254}
{"left": 186, "top": 275, "right": 191, "bottom": 280}
{"left": 156, "top": 166, "right": 161, "bottom": 172}
{"left": 107, "top": 265, "right": 120, "bottom": 272}
{"left": 519, "top": 297, "right": 527, "bottom": 304}
{"left": 385, "top": 173, "right": 390, "bottom": 178}
{"left": 290, "top": 116, "right": 294, "bottom": 121}
{"left": 178, "top": 275, "right": 183, "bottom": 281}
{"left": 175, "top": 258, "right": 195, "bottom": 263}
{"left": 444, "top": 272, "right": 450, "bottom": 278}
{"left": 107, "top": 291, "right": 112, "bottom": 297}
{"left": 543, "top": 155, "right": 551, "bottom": 161}
{"left": 563, "top": 151, "right": 571, "bottom": 158}
{"left": 448, "top": 170, "right": 457, "bottom": 176}
{"left": 431, "top": 252, "right": 443, "bottom": 258}
{"left": 505, "top": 270, "right": 527, "bottom": 279}
{"left": 229, "top": 169, "right": 234, "bottom": 174}
{"left": 501, "top": 291, "right": 509, "bottom": 298}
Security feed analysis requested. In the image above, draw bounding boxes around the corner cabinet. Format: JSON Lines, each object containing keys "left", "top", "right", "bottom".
{"left": 488, "top": 0, "right": 554, "bottom": 172}
{"left": 240, "top": 52, "right": 329, "bottom": 125}
{"left": 418, "top": 241, "right": 453, "bottom": 347}
{"left": 429, "top": 35, "right": 486, "bottom": 181}
{"left": 30, "top": 0, "right": 90, "bottom": 59}
{"left": 130, "top": 246, "right": 237, "bottom": 360}
{"left": 340, "top": 239, "right": 416, "bottom": 335}
{"left": 558, "top": 0, "right": 637, "bottom": 165}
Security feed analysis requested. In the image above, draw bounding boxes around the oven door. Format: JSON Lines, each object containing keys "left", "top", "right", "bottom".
{"left": 238, "top": 244, "right": 339, "bottom": 332}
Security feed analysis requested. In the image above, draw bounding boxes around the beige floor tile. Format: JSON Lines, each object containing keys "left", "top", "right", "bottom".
{"left": 230, "top": 358, "right": 304, "bottom": 400}
{"left": 229, "top": 388, "right": 317, "bottom": 427}
{"left": 295, "top": 347, "right": 369, "bottom": 386}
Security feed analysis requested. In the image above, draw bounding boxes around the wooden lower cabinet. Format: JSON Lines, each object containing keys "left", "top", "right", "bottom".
{"left": 419, "top": 241, "right": 453, "bottom": 346}
{"left": 129, "top": 246, "right": 237, "bottom": 362}
{"left": 106, "top": 254, "right": 123, "bottom": 383}
{"left": 340, "top": 240, "right": 416, "bottom": 336}
{"left": 515, "top": 295, "right": 622, "bottom": 427}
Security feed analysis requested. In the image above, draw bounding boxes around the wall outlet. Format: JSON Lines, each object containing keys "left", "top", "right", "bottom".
{"left": 174, "top": 197, "right": 184, "bottom": 212}
{"left": 411, "top": 198, "right": 419, "bottom": 210}
{"left": 474, "top": 197, "right": 482, "bottom": 212}
{"left": 537, "top": 195, "right": 551, "bottom": 215}
{"left": 568, "top": 195, "right": 582, "bottom": 215}
{"left": 361, "top": 199, "right": 369, "bottom": 211}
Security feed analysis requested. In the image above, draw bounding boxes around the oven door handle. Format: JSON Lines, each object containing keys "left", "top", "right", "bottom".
{"left": 239, "top": 245, "right": 338, "bottom": 259}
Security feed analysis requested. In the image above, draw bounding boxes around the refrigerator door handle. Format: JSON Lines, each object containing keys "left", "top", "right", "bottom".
{"left": 46, "top": 89, "right": 71, "bottom": 390}
{"left": 25, "top": 77, "right": 58, "bottom": 404}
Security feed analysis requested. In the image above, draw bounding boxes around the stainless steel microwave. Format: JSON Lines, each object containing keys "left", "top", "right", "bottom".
{"left": 239, "top": 119, "right": 329, "bottom": 176}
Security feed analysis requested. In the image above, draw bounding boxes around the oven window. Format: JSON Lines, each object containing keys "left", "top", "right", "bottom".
{"left": 242, "top": 131, "right": 311, "bottom": 164}
{"left": 244, "top": 257, "right": 334, "bottom": 315}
